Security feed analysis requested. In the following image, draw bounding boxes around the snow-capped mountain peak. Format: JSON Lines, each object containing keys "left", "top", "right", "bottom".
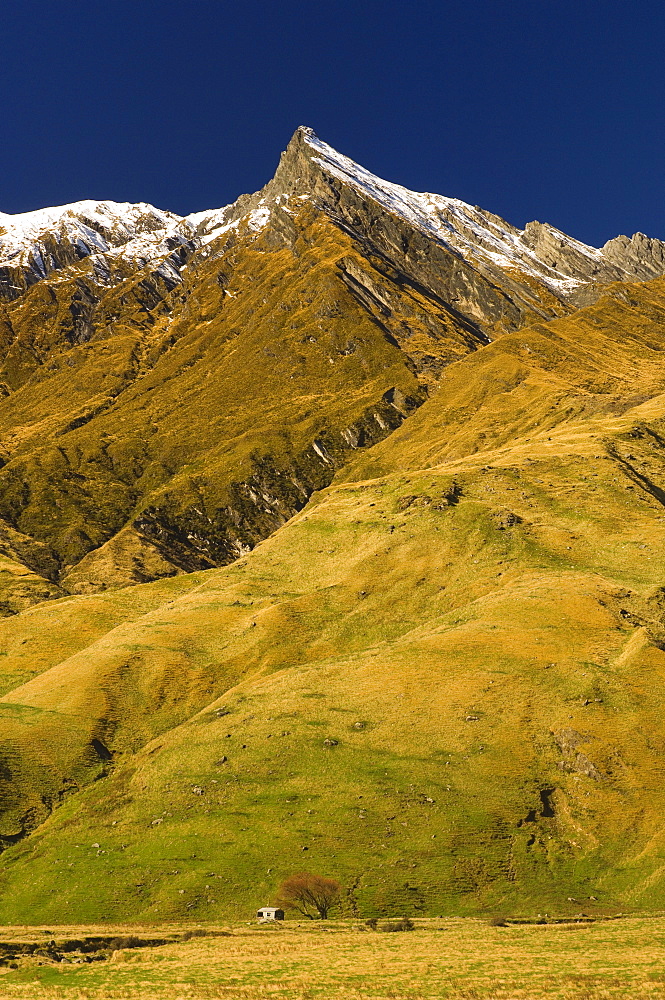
{"left": 2, "top": 127, "right": 665, "bottom": 311}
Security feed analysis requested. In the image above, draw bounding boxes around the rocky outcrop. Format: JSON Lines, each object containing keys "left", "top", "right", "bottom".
{"left": 602, "top": 231, "right": 665, "bottom": 279}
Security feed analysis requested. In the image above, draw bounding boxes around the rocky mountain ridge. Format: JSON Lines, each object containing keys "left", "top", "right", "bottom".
{"left": 4, "top": 126, "right": 665, "bottom": 316}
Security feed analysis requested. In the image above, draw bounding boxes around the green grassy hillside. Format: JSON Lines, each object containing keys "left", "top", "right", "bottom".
{"left": 1, "top": 277, "right": 665, "bottom": 920}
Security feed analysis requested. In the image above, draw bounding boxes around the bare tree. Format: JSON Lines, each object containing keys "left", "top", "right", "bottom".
{"left": 275, "top": 873, "right": 342, "bottom": 920}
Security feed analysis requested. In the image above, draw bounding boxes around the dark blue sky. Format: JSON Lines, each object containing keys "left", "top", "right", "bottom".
{"left": 2, "top": 1, "right": 664, "bottom": 246}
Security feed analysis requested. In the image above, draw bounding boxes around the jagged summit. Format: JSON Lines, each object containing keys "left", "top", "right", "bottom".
{"left": 292, "top": 127, "right": 665, "bottom": 294}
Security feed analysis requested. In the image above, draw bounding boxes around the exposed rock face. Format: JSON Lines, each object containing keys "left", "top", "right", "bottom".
{"left": 0, "top": 126, "right": 664, "bottom": 599}
{"left": 602, "top": 231, "right": 665, "bottom": 279}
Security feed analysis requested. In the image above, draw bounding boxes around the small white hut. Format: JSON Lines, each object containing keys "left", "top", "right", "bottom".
{"left": 257, "top": 906, "right": 285, "bottom": 922}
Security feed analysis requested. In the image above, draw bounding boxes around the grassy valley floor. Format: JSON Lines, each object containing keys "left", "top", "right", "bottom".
{"left": 0, "top": 916, "right": 663, "bottom": 999}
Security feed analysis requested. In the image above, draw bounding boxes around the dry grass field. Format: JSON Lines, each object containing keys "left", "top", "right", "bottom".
{"left": 0, "top": 917, "right": 662, "bottom": 1000}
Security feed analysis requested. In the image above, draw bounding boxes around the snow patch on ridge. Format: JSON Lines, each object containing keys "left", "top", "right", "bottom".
{"left": 185, "top": 200, "right": 271, "bottom": 250}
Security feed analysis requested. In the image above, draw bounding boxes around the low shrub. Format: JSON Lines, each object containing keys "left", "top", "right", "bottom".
{"left": 380, "top": 917, "right": 414, "bottom": 932}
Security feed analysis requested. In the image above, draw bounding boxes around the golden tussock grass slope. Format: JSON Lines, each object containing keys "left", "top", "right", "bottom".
{"left": 1, "top": 276, "right": 665, "bottom": 921}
